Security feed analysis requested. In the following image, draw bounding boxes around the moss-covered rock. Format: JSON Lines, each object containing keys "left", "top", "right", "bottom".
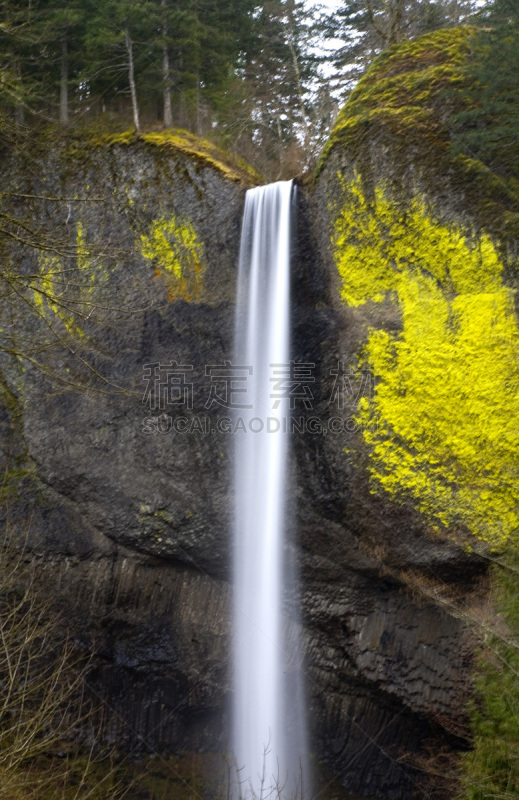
{"left": 319, "top": 27, "right": 473, "bottom": 166}
{"left": 306, "top": 25, "right": 519, "bottom": 798}
{"left": 87, "top": 127, "right": 261, "bottom": 186}
{"left": 312, "top": 26, "right": 519, "bottom": 555}
{"left": 317, "top": 26, "right": 519, "bottom": 256}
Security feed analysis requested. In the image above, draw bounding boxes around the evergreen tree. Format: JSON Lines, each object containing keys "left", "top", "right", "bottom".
{"left": 78, "top": 0, "right": 256, "bottom": 132}
{"left": 136, "top": 0, "right": 202, "bottom": 128}
{"left": 1, "top": 1, "right": 89, "bottom": 127}
{"left": 0, "top": 1, "right": 44, "bottom": 132}
{"left": 321, "top": 0, "right": 479, "bottom": 97}
{"left": 218, "top": 0, "right": 317, "bottom": 176}
{"left": 0, "top": 0, "right": 319, "bottom": 175}
{"left": 82, "top": 0, "right": 159, "bottom": 131}
{"left": 451, "top": 0, "right": 519, "bottom": 179}
{"left": 190, "top": 0, "right": 257, "bottom": 133}
{"left": 36, "top": 0, "right": 88, "bottom": 126}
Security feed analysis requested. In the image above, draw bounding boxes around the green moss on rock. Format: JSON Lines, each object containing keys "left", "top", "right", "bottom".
{"left": 319, "top": 27, "right": 474, "bottom": 169}
{"left": 92, "top": 127, "right": 261, "bottom": 186}
{"left": 317, "top": 26, "right": 519, "bottom": 251}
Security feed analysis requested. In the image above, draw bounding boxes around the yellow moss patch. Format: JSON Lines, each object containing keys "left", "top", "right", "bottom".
{"left": 95, "top": 128, "right": 136, "bottom": 146}
{"left": 32, "top": 223, "right": 104, "bottom": 338}
{"left": 334, "top": 175, "right": 519, "bottom": 548}
{"left": 334, "top": 173, "right": 502, "bottom": 306}
{"left": 139, "top": 214, "right": 205, "bottom": 302}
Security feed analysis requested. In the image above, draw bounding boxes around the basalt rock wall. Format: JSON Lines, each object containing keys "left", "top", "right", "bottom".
{"left": 1, "top": 133, "right": 245, "bottom": 755}
{"left": 302, "top": 25, "right": 519, "bottom": 798}
{"left": 1, "top": 36, "right": 514, "bottom": 797}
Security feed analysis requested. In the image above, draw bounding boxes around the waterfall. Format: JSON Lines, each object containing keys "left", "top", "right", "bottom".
{"left": 232, "top": 181, "right": 307, "bottom": 800}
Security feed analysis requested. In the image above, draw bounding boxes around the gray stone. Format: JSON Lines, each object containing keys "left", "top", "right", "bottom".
{"left": 0, "top": 137, "right": 487, "bottom": 799}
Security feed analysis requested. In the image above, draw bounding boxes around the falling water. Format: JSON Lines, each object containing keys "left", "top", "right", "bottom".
{"left": 233, "top": 181, "right": 307, "bottom": 800}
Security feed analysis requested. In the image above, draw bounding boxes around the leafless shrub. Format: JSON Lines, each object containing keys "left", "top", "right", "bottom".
{"left": 0, "top": 528, "right": 127, "bottom": 800}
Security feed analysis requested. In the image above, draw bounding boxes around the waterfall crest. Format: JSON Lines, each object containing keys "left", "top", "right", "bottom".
{"left": 232, "top": 181, "right": 307, "bottom": 800}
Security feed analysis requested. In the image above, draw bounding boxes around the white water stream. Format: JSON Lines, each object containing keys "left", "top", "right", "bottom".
{"left": 232, "top": 181, "right": 307, "bottom": 800}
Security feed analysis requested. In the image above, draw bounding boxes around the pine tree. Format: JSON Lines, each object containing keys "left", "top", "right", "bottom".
{"left": 451, "top": 0, "right": 519, "bottom": 179}
{"left": 41, "top": 1, "right": 87, "bottom": 126}
{"left": 321, "top": 0, "right": 479, "bottom": 98}
{"left": 160, "top": 0, "right": 173, "bottom": 127}
{"left": 77, "top": 0, "right": 256, "bottom": 133}
{"left": 192, "top": 0, "right": 257, "bottom": 133}
{"left": 7, "top": 0, "right": 89, "bottom": 127}
{"left": 0, "top": 0, "right": 319, "bottom": 174}
{"left": 0, "top": 1, "right": 44, "bottom": 133}
{"left": 218, "top": 0, "right": 317, "bottom": 176}
{"left": 82, "top": 0, "right": 157, "bottom": 131}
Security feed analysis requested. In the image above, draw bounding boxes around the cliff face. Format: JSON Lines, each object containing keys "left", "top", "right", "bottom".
{"left": 306, "top": 25, "right": 519, "bottom": 798}
{"left": 1, "top": 29, "right": 517, "bottom": 799}
{"left": 10, "top": 132, "right": 249, "bottom": 574}
{"left": 1, "top": 131, "right": 247, "bottom": 753}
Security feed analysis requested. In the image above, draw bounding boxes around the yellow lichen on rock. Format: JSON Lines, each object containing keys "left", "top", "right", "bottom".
{"left": 32, "top": 223, "right": 99, "bottom": 339}
{"left": 334, "top": 173, "right": 503, "bottom": 306}
{"left": 139, "top": 215, "right": 205, "bottom": 302}
{"left": 334, "top": 174, "right": 519, "bottom": 548}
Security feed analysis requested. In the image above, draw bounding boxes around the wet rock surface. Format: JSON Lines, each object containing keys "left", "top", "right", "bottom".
{"left": 0, "top": 139, "right": 485, "bottom": 799}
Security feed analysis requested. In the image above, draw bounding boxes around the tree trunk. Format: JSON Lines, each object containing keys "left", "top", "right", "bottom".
{"left": 162, "top": 46, "right": 173, "bottom": 127}
{"left": 451, "top": 0, "right": 460, "bottom": 24}
{"left": 14, "top": 60, "right": 24, "bottom": 128}
{"left": 162, "top": 0, "right": 172, "bottom": 128}
{"left": 60, "top": 31, "right": 69, "bottom": 127}
{"left": 125, "top": 25, "right": 140, "bottom": 132}
{"left": 366, "top": 0, "right": 388, "bottom": 43}
{"left": 388, "top": 0, "right": 404, "bottom": 45}
{"left": 196, "top": 76, "right": 201, "bottom": 135}
{"left": 287, "top": 37, "right": 309, "bottom": 151}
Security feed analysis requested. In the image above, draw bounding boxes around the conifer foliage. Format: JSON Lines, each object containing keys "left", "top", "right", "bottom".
{"left": 0, "top": 0, "right": 500, "bottom": 176}
{"left": 320, "top": 0, "right": 479, "bottom": 96}
{"left": 0, "top": 0, "right": 259, "bottom": 132}
{"left": 451, "top": 0, "right": 519, "bottom": 180}
{"left": 0, "top": 1, "right": 322, "bottom": 174}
